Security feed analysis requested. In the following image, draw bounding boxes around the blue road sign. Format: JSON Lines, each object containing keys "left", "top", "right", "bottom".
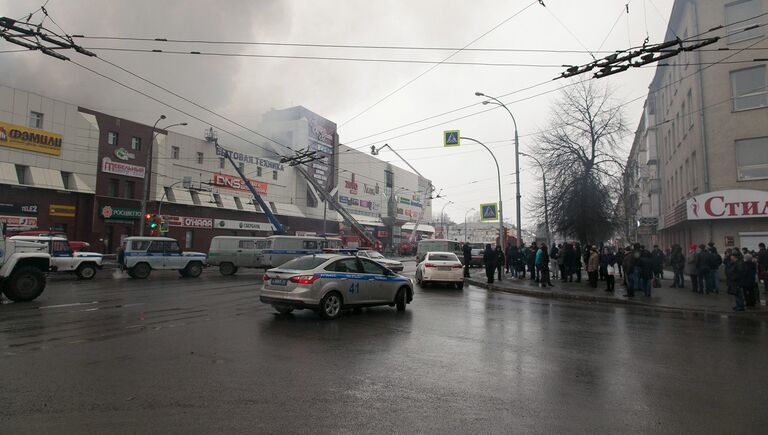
{"left": 443, "top": 130, "right": 460, "bottom": 147}
{"left": 480, "top": 203, "right": 498, "bottom": 221}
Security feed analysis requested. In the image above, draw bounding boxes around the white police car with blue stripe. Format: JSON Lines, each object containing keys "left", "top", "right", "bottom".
{"left": 120, "top": 237, "right": 207, "bottom": 279}
{"left": 260, "top": 254, "right": 413, "bottom": 319}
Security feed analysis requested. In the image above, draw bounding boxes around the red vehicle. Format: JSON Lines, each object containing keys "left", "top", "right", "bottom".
{"left": 13, "top": 230, "right": 91, "bottom": 252}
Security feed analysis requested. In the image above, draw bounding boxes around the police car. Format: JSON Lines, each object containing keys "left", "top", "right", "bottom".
{"left": 120, "top": 236, "right": 207, "bottom": 279}
{"left": 10, "top": 235, "right": 103, "bottom": 279}
{"left": 260, "top": 254, "right": 414, "bottom": 319}
{"left": 356, "top": 249, "right": 404, "bottom": 272}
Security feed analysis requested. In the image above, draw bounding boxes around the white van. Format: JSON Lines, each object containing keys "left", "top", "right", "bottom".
{"left": 207, "top": 236, "right": 269, "bottom": 275}
{"left": 416, "top": 239, "right": 462, "bottom": 264}
{"left": 262, "top": 235, "right": 349, "bottom": 268}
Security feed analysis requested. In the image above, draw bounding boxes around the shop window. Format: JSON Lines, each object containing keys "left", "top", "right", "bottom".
{"left": 125, "top": 181, "right": 135, "bottom": 199}
{"left": 15, "top": 164, "right": 27, "bottom": 185}
{"left": 736, "top": 136, "right": 768, "bottom": 180}
{"left": 171, "top": 146, "right": 180, "bottom": 160}
{"left": 108, "top": 178, "right": 119, "bottom": 197}
{"left": 131, "top": 136, "right": 141, "bottom": 151}
{"left": 108, "top": 131, "right": 119, "bottom": 145}
{"left": 731, "top": 66, "right": 767, "bottom": 111}
{"left": 185, "top": 230, "right": 193, "bottom": 249}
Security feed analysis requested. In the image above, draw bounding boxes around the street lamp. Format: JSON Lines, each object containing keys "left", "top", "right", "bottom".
{"left": 519, "top": 151, "right": 550, "bottom": 249}
{"left": 458, "top": 136, "right": 505, "bottom": 270}
{"left": 139, "top": 116, "right": 188, "bottom": 236}
{"left": 475, "top": 91, "right": 521, "bottom": 247}
{"left": 440, "top": 200, "right": 453, "bottom": 239}
{"left": 464, "top": 207, "right": 476, "bottom": 243}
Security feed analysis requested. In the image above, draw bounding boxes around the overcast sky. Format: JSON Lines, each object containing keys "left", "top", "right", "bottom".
{"left": 0, "top": 0, "right": 673, "bottom": 229}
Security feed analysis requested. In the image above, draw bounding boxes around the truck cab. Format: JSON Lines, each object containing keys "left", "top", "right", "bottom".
{"left": 0, "top": 223, "right": 51, "bottom": 302}
{"left": 10, "top": 236, "right": 103, "bottom": 279}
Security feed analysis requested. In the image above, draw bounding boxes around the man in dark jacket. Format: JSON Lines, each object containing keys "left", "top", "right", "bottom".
{"left": 670, "top": 244, "right": 685, "bottom": 288}
{"left": 622, "top": 246, "right": 635, "bottom": 297}
{"left": 562, "top": 243, "right": 574, "bottom": 282}
{"left": 494, "top": 245, "right": 505, "bottom": 282}
{"left": 639, "top": 247, "right": 654, "bottom": 296}
{"left": 725, "top": 251, "right": 745, "bottom": 311}
{"left": 651, "top": 245, "right": 665, "bottom": 279}
{"left": 573, "top": 243, "right": 583, "bottom": 283}
{"left": 483, "top": 244, "right": 496, "bottom": 284}
{"left": 462, "top": 242, "right": 472, "bottom": 278}
{"left": 615, "top": 248, "right": 625, "bottom": 278}
{"left": 708, "top": 243, "right": 722, "bottom": 294}
{"left": 696, "top": 244, "right": 712, "bottom": 294}
{"left": 757, "top": 242, "right": 768, "bottom": 292}
{"left": 742, "top": 253, "right": 759, "bottom": 307}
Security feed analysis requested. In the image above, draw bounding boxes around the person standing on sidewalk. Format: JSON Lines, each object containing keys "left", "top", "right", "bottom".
{"left": 696, "top": 244, "right": 712, "bottom": 294}
{"left": 651, "top": 245, "right": 665, "bottom": 280}
{"left": 686, "top": 244, "right": 699, "bottom": 293}
{"left": 550, "top": 243, "right": 560, "bottom": 280}
{"left": 725, "top": 250, "right": 745, "bottom": 311}
{"left": 494, "top": 245, "right": 505, "bottom": 282}
{"left": 708, "top": 242, "right": 722, "bottom": 294}
{"left": 587, "top": 246, "right": 600, "bottom": 288}
{"left": 605, "top": 255, "right": 616, "bottom": 293}
{"left": 539, "top": 243, "right": 552, "bottom": 288}
{"left": 483, "top": 244, "right": 496, "bottom": 284}
{"left": 573, "top": 243, "right": 583, "bottom": 283}
{"left": 528, "top": 245, "right": 537, "bottom": 281}
{"left": 615, "top": 247, "right": 625, "bottom": 278}
{"left": 670, "top": 244, "right": 685, "bottom": 288}
{"left": 639, "top": 247, "right": 654, "bottom": 296}
{"left": 623, "top": 246, "right": 635, "bottom": 296}
{"left": 757, "top": 242, "right": 768, "bottom": 294}
{"left": 742, "top": 253, "right": 759, "bottom": 308}
{"left": 462, "top": 242, "right": 472, "bottom": 278}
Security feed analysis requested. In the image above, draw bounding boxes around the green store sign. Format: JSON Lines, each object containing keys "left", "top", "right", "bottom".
{"left": 100, "top": 205, "right": 142, "bottom": 220}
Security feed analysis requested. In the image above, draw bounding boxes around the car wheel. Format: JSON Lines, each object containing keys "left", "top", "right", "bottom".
{"left": 3, "top": 266, "right": 46, "bottom": 302}
{"left": 183, "top": 262, "right": 203, "bottom": 278}
{"left": 219, "top": 262, "right": 236, "bottom": 276}
{"left": 395, "top": 287, "right": 408, "bottom": 312}
{"left": 455, "top": 281, "right": 464, "bottom": 290}
{"left": 131, "top": 263, "right": 151, "bottom": 279}
{"left": 76, "top": 263, "right": 97, "bottom": 280}
{"left": 272, "top": 304, "right": 294, "bottom": 315}
{"left": 319, "top": 291, "right": 343, "bottom": 320}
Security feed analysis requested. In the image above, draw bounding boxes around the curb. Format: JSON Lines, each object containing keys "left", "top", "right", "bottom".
{"left": 466, "top": 278, "right": 768, "bottom": 318}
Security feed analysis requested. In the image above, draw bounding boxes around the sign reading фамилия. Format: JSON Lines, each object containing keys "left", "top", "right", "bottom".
{"left": 480, "top": 203, "right": 498, "bottom": 221}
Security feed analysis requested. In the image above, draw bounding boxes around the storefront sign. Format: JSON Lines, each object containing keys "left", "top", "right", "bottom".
{"left": 101, "top": 157, "right": 146, "bottom": 178}
{"left": 0, "top": 215, "right": 38, "bottom": 226}
{"left": 49, "top": 204, "right": 76, "bottom": 218}
{"left": 166, "top": 215, "right": 213, "bottom": 229}
{"left": 211, "top": 173, "right": 268, "bottom": 195}
{"left": 214, "top": 144, "right": 284, "bottom": 171}
{"left": 339, "top": 196, "right": 349, "bottom": 204}
{"left": 399, "top": 197, "right": 411, "bottom": 205}
{"left": 100, "top": 206, "right": 141, "bottom": 220}
{"left": 0, "top": 121, "right": 62, "bottom": 156}
{"left": 114, "top": 147, "right": 135, "bottom": 161}
{"left": 377, "top": 231, "right": 389, "bottom": 238}
{"left": 214, "top": 219, "right": 273, "bottom": 232}
{"left": 687, "top": 190, "right": 768, "bottom": 220}
{"left": 0, "top": 202, "right": 38, "bottom": 215}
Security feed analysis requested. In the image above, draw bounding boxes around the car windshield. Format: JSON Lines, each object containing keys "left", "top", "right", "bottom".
{"left": 278, "top": 256, "right": 328, "bottom": 271}
{"left": 428, "top": 253, "right": 458, "bottom": 262}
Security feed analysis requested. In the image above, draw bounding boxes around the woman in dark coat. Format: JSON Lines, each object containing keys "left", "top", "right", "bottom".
{"left": 483, "top": 244, "right": 496, "bottom": 284}
{"left": 494, "top": 245, "right": 505, "bottom": 281}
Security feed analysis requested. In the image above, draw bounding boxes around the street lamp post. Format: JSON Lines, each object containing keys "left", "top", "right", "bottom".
{"left": 475, "top": 92, "right": 521, "bottom": 247}
{"left": 519, "top": 152, "right": 550, "bottom": 249}
{"left": 139, "top": 116, "right": 187, "bottom": 236}
{"left": 464, "top": 208, "right": 476, "bottom": 243}
{"left": 459, "top": 136, "right": 505, "bottom": 271}
{"left": 440, "top": 201, "right": 453, "bottom": 239}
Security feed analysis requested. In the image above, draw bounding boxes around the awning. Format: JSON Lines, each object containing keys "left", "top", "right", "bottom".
{"left": 350, "top": 214, "right": 385, "bottom": 227}
{"left": 274, "top": 203, "right": 306, "bottom": 218}
{"left": 0, "top": 162, "right": 19, "bottom": 185}
{"left": 402, "top": 223, "right": 435, "bottom": 233}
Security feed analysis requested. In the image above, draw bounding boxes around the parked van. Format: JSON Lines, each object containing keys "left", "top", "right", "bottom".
{"left": 207, "top": 236, "right": 269, "bottom": 275}
{"left": 416, "top": 239, "right": 462, "bottom": 264}
{"left": 262, "top": 235, "right": 348, "bottom": 268}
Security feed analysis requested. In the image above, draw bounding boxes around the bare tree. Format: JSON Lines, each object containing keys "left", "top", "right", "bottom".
{"left": 533, "top": 80, "right": 629, "bottom": 243}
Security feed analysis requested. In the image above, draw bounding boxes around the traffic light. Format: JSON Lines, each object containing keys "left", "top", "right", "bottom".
{"left": 149, "top": 215, "right": 159, "bottom": 229}
{"left": 144, "top": 213, "right": 152, "bottom": 223}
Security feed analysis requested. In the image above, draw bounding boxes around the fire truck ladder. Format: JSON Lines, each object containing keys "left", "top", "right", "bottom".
{"left": 292, "top": 164, "right": 376, "bottom": 247}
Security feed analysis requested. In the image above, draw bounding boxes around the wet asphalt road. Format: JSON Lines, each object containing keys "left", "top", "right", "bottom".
{"left": 1, "top": 265, "right": 767, "bottom": 434}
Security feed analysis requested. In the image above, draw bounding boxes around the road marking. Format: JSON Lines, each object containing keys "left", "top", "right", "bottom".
{"left": 39, "top": 301, "right": 98, "bottom": 309}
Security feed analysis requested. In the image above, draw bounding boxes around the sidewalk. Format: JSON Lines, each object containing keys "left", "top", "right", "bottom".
{"left": 466, "top": 268, "right": 768, "bottom": 317}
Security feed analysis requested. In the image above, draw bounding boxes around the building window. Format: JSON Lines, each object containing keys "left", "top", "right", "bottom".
{"left": 125, "top": 181, "right": 135, "bottom": 199}
{"left": 164, "top": 186, "right": 176, "bottom": 202}
{"left": 131, "top": 136, "right": 141, "bottom": 151}
{"left": 28, "top": 111, "right": 43, "bottom": 129}
{"left": 107, "top": 178, "right": 119, "bottom": 197}
{"left": 691, "top": 152, "right": 698, "bottom": 192}
{"left": 171, "top": 146, "right": 180, "bottom": 160}
{"left": 213, "top": 193, "right": 223, "bottom": 207}
{"left": 107, "top": 131, "right": 119, "bottom": 145}
{"left": 686, "top": 90, "right": 694, "bottom": 128}
{"left": 190, "top": 190, "right": 201, "bottom": 205}
{"left": 256, "top": 167, "right": 262, "bottom": 177}
{"left": 219, "top": 157, "right": 225, "bottom": 169}
{"left": 61, "top": 171, "right": 71, "bottom": 189}
{"left": 234, "top": 196, "right": 244, "bottom": 210}
{"left": 725, "top": 0, "right": 763, "bottom": 43}
{"left": 272, "top": 170, "right": 278, "bottom": 181}
{"left": 306, "top": 187, "right": 318, "bottom": 208}
{"left": 15, "top": 164, "right": 27, "bottom": 185}
{"left": 197, "top": 152, "right": 204, "bottom": 164}
{"left": 185, "top": 230, "right": 193, "bottom": 249}
{"left": 736, "top": 136, "right": 768, "bottom": 180}
{"left": 731, "top": 66, "right": 767, "bottom": 111}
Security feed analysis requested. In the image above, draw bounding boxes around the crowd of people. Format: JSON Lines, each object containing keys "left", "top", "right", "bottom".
{"left": 461, "top": 240, "right": 768, "bottom": 312}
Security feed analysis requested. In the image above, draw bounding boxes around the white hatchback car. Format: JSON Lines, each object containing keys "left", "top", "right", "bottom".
{"left": 415, "top": 251, "right": 465, "bottom": 289}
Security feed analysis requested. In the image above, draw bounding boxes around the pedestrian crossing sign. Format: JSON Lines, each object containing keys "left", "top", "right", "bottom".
{"left": 480, "top": 203, "right": 498, "bottom": 221}
{"left": 443, "top": 130, "right": 460, "bottom": 147}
